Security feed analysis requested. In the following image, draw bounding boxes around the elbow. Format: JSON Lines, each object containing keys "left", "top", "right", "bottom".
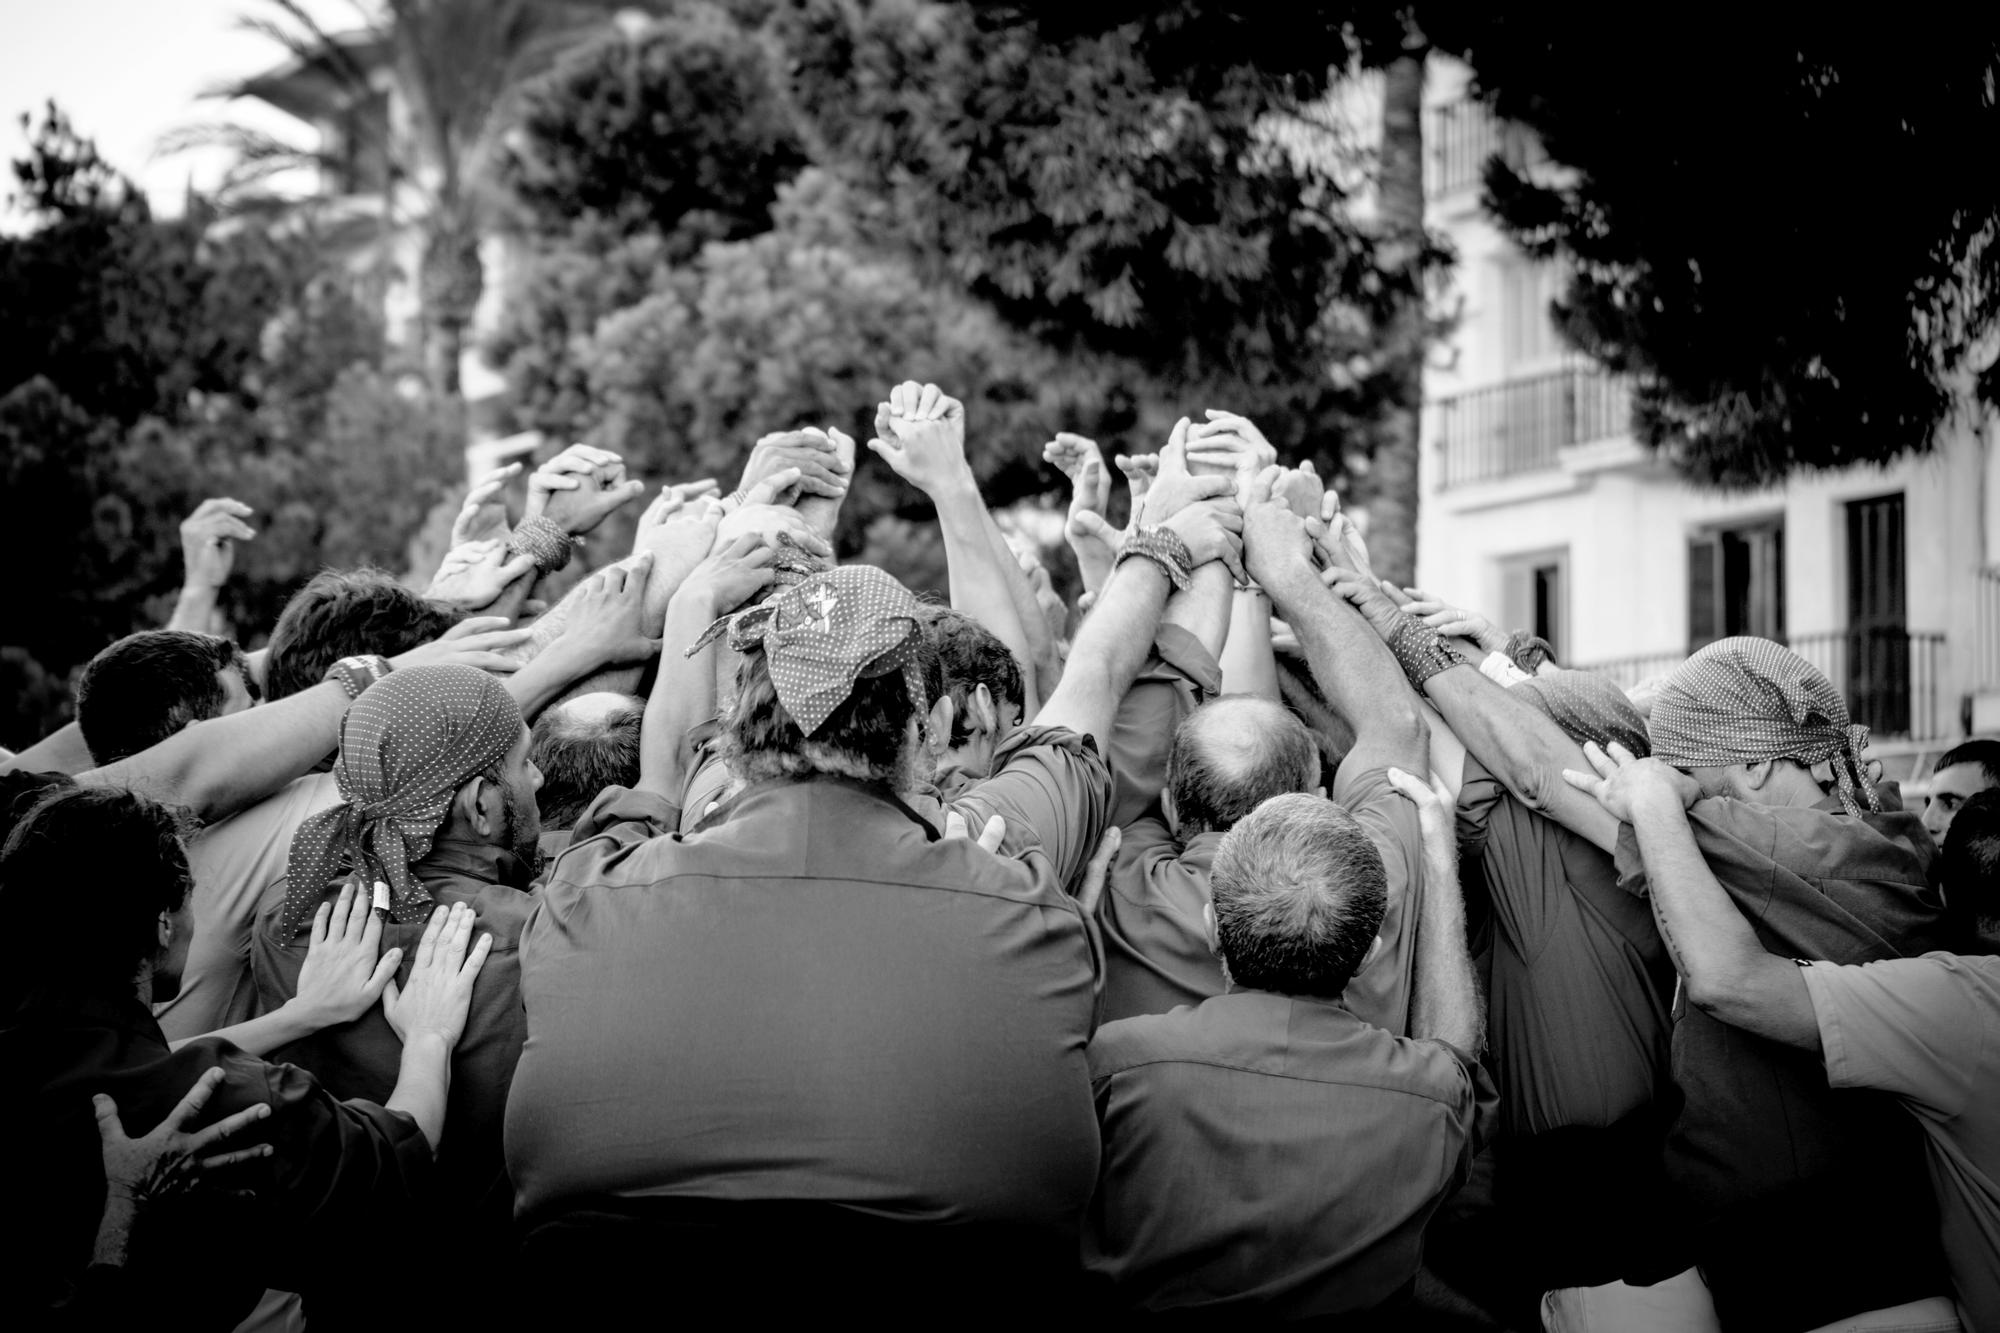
{"left": 1383, "top": 696, "right": 1429, "bottom": 760}
{"left": 1506, "top": 732, "right": 1572, "bottom": 817}
{"left": 1681, "top": 965, "right": 1749, "bottom": 1027}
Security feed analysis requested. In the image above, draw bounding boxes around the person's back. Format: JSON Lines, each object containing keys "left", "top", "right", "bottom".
{"left": 1084, "top": 792, "right": 1491, "bottom": 1318}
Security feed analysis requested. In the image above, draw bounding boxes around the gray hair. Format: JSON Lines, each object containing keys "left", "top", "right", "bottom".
{"left": 1209, "top": 792, "right": 1387, "bottom": 1000}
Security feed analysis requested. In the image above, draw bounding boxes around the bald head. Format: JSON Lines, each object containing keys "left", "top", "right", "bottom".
{"left": 530, "top": 692, "right": 644, "bottom": 831}
{"left": 1167, "top": 696, "right": 1321, "bottom": 836}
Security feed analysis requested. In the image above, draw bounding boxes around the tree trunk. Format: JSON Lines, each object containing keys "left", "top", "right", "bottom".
{"left": 1368, "top": 40, "right": 1428, "bottom": 589}
{"left": 419, "top": 214, "right": 483, "bottom": 401}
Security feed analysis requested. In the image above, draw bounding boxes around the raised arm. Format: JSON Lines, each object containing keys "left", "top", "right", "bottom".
{"left": 78, "top": 618, "right": 533, "bottom": 824}
{"left": 166, "top": 498, "right": 256, "bottom": 634}
{"left": 1243, "top": 476, "right": 1427, "bottom": 778}
{"left": 1564, "top": 743, "right": 1820, "bottom": 1049}
{"left": 1325, "top": 568, "right": 1619, "bottom": 853}
{"left": 1390, "top": 767, "right": 1484, "bottom": 1053}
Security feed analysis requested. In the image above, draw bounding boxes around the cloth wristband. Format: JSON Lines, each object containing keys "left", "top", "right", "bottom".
{"left": 323, "top": 654, "right": 393, "bottom": 701}
{"left": 1479, "top": 649, "right": 1534, "bottom": 688}
{"left": 1504, "top": 628, "right": 1556, "bottom": 674}
{"left": 1387, "top": 616, "right": 1461, "bottom": 692}
{"left": 507, "top": 515, "right": 575, "bottom": 578}
{"left": 1117, "top": 525, "right": 1194, "bottom": 592}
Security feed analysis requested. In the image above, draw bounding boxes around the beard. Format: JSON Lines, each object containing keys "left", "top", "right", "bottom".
{"left": 498, "top": 781, "right": 543, "bottom": 873}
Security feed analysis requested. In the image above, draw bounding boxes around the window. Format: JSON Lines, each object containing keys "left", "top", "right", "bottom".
{"left": 1688, "top": 519, "right": 1784, "bottom": 650}
{"left": 1498, "top": 549, "right": 1567, "bottom": 660}
{"left": 1499, "top": 257, "right": 1566, "bottom": 373}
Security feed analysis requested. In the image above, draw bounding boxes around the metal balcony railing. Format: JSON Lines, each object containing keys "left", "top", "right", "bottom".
{"left": 1431, "top": 367, "right": 1632, "bottom": 490}
{"left": 1572, "top": 629, "right": 1948, "bottom": 741}
{"left": 1426, "top": 98, "right": 1543, "bottom": 199}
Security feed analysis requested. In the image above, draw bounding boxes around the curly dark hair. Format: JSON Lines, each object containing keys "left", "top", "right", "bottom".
{"left": 76, "top": 630, "right": 254, "bottom": 764}
{"left": 723, "top": 636, "right": 946, "bottom": 788}
{"left": 918, "top": 605, "right": 1025, "bottom": 747}
{"left": 0, "top": 786, "right": 193, "bottom": 1003}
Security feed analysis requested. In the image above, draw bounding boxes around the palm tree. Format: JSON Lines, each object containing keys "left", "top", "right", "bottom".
{"left": 1365, "top": 22, "right": 1429, "bottom": 590}
{"left": 169, "top": 0, "right": 643, "bottom": 399}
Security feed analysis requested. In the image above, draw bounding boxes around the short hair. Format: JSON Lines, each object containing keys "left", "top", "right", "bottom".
{"left": 1939, "top": 787, "right": 2000, "bottom": 950}
{"left": 1936, "top": 740, "right": 2000, "bottom": 789}
{"left": 1209, "top": 792, "right": 1386, "bottom": 999}
{"left": 263, "top": 568, "right": 463, "bottom": 701}
{"left": 724, "top": 633, "right": 947, "bottom": 787}
{"left": 1167, "top": 697, "right": 1322, "bottom": 834}
{"left": 0, "top": 785, "right": 192, "bottom": 1003}
{"left": 75, "top": 631, "right": 253, "bottom": 764}
{"left": 919, "top": 605, "right": 1025, "bottom": 746}
{"left": 530, "top": 693, "right": 643, "bottom": 830}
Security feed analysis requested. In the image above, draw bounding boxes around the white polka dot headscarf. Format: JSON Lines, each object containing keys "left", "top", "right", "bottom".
{"left": 1649, "top": 636, "right": 1880, "bottom": 815}
{"left": 689, "top": 564, "right": 926, "bottom": 738}
{"left": 279, "top": 664, "right": 524, "bottom": 937}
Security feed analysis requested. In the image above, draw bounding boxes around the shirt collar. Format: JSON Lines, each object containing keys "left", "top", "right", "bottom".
{"left": 417, "top": 836, "right": 533, "bottom": 890}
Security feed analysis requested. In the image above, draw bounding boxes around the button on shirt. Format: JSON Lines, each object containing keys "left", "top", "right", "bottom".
{"left": 1613, "top": 793, "right": 1953, "bottom": 1328}
{"left": 1803, "top": 952, "right": 2000, "bottom": 1333}
{"left": 1456, "top": 756, "right": 1673, "bottom": 1135}
{"left": 506, "top": 733, "right": 1110, "bottom": 1237}
{"left": 1084, "top": 991, "right": 1494, "bottom": 1317}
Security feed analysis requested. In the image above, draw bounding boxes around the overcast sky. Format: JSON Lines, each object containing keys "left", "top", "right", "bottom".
{"left": 0, "top": 0, "right": 347, "bottom": 225}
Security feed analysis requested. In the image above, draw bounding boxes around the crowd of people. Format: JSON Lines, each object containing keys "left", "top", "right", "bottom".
{"left": 2, "top": 383, "right": 1996, "bottom": 1332}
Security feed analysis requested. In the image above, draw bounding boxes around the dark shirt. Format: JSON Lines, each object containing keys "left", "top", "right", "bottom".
{"left": 1084, "top": 991, "right": 1494, "bottom": 1316}
{"left": 1616, "top": 793, "right": 1952, "bottom": 1330}
{"left": 506, "top": 735, "right": 1109, "bottom": 1238}
{"left": 1456, "top": 756, "right": 1673, "bottom": 1135}
{"left": 1099, "top": 816, "right": 1227, "bottom": 1021}
{"left": 1, "top": 991, "right": 430, "bottom": 1327}
{"left": 251, "top": 839, "right": 535, "bottom": 1244}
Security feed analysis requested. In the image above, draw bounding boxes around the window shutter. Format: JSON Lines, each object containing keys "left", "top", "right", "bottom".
{"left": 1688, "top": 534, "right": 1720, "bottom": 650}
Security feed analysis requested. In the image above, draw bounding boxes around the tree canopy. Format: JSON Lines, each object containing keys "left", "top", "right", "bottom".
{"left": 1429, "top": 13, "right": 2000, "bottom": 487}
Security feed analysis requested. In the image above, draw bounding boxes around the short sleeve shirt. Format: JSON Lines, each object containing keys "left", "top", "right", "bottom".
{"left": 1456, "top": 756, "right": 1673, "bottom": 1135}
{"left": 1084, "top": 991, "right": 1493, "bottom": 1317}
{"left": 1098, "top": 816, "right": 1227, "bottom": 1022}
{"left": 1102, "top": 624, "right": 1222, "bottom": 828}
{"left": 505, "top": 768, "right": 1105, "bottom": 1237}
{"left": 1803, "top": 953, "right": 2000, "bottom": 1333}
{"left": 156, "top": 772, "right": 342, "bottom": 1042}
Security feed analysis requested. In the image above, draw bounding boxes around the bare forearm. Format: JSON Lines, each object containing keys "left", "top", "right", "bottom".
{"left": 934, "top": 479, "right": 1039, "bottom": 702}
{"left": 1423, "top": 665, "right": 1618, "bottom": 851}
{"left": 166, "top": 583, "right": 219, "bottom": 634}
{"left": 1265, "top": 567, "right": 1426, "bottom": 772}
{"left": 384, "top": 1033, "right": 451, "bottom": 1150}
{"left": 81, "top": 681, "right": 347, "bottom": 823}
{"left": 641, "top": 596, "right": 721, "bottom": 799}
{"left": 1409, "top": 829, "right": 1482, "bottom": 1052}
{"left": 169, "top": 1000, "right": 321, "bottom": 1058}
{"left": 503, "top": 642, "right": 613, "bottom": 722}
{"left": 1215, "top": 586, "right": 1276, "bottom": 699}
{"left": 1038, "top": 557, "right": 1171, "bottom": 751}
{"left": 1, "top": 722, "right": 96, "bottom": 776}
{"left": 977, "top": 508, "right": 1061, "bottom": 715}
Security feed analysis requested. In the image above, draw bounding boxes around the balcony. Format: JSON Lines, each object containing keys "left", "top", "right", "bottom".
{"left": 1432, "top": 367, "right": 1632, "bottom": 490}
{"left": 1573, "top": 629, "right": 1949, "bottom": 742}
{"left": 1425, "top": 98, "right": 1544, "bottom": 200}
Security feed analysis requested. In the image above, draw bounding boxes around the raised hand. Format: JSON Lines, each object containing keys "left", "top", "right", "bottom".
{"left": 1186, "top": 408, "right": 1280, "bottom": 501}
{"left": 716, "top": 498, "right": 835, "bottom": 560}
{"left": 679, "top": 532, "right": 782, "bottom": 617}
{"left": 525, "top": 444, "right": 646, "bottom": 536}
{"left": 426, "top": 539, "right": 539, "bottom": 612}
{"left": 1561, "top": 740, "right": 1700, "bottom": 822}
{"left": 95, "top": 1067, "right": 273, "bottom": 1205}
{"left": 180, "top": 498, "right": 257, "bottom": 593}
{"left": 1324, "top": 567, "right": 1412, "bottom": 643}
{"left": 1163, "top": 497, "right": 1246, "bottom": 576}
{"left": 1044, "top": 433, "right": 1111, "bottom": 509}
{"left": 1115, "top": 452, "right": 1158, "bottom": 519}
{"left": 293, "top": 879, "right": 404, "bottom": 1028}
{"left": 560, "top": 555, "right": 663, "bottom": 667}
{"left": 390, "top": 615, "right": 535, "bottom": 675}
{"left": 1401, "top": 587, "right": 1506, "bottom": 652}
{"left": 451, "top": 464, "right": 521, "bottom": 548}
{"left": 1139, "top": 419, "right": 1235, "bottom": 527}
{"left": 1240, "top": 465, "right": 1319, "bottom": 590}
{"left": 870, "top": 382, "right": 973, "bottom": 496}
{"left": 382, "top": 902, "right": 493, "bottom": 1052}
{"left": 1047, "top": 433, "right": 1120, "bottom": 593}
{"left": 739, "top": 429, "right": 850, "bottom": 502}
{"left": 1277, "top": 461, "right": 1326, "bottom": 523}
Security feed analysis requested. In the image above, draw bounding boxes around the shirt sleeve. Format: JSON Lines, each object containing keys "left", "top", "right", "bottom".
{"left": 1801, "top": 954, "right": 1986, "bottom": 1116}
{"left": 1333, "top": 762, "right": 1425, "bottom": 1035}
{"left": 1104, "top": 624, "right": 1222, "bottom": 827}
{"left": 555, "top": 785, "right": 681, "bottom": 870}
{"left": 951, "top": 724, "right": 1114, "bottom": 889}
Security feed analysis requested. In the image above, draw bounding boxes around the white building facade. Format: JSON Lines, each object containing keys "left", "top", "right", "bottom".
{"left": 1417, "top": 57, "right": 2000, "bottom": 761}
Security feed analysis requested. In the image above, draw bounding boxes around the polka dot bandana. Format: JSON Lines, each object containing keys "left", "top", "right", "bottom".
{"left": 1649, "top": 636, "right": 1880, "bottom": 815}
{"left": 1514, "top": 668, "right": 1652, "bottom": 759}
{"left": 279, "top": 664, "right": 524, "bottom": 938}
{"left": 690, "top": 564, "right": 923, "bottom": 738}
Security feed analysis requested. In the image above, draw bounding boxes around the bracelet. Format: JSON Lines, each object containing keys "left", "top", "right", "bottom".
{"left": 1503, "top": 629, "right": 1556, "bottom": 674}
{"left": 1387, "top": 616, "right": 1461, "bottom": 692}
{"left": 323, "top": 654, "right": 393, "bottom": 701}
{"left": 507, "top": 515, "right": 576, "bottom": 578}
{"left": 1116, "top": 525, "right": 1194, "bottom": 592}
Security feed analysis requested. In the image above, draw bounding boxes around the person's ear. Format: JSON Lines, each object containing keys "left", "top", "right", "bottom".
{"left": 453, "top": 775, "right": 496, "bottom": 837}
{"left": 157, "top": 910, "right": 175, "bottom": 951}
{"left": 1744, "top": 759, "right": 1778, "bottom": 793}
{"left": 1202, "top": 900, "right": 1221, "bottom": 955}
{"left": 1162, "top": 787, "right": 1181, "bottom": 838}
{"left": 927, "top": 695, "right": 954, "bottom": 756}
{"left": 1359, "top": 933, "right": 1386, "bottom": 972}
{"left": 971, "top": 684, "right": 999, "bottom": 738}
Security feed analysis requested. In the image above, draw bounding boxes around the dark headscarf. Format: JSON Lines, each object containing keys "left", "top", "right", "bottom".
{"left": 279, "top": 665, "right": 523, "bottom": 937}
{"left": 1513, "top": 668, "right": 1652, "bottom": 759}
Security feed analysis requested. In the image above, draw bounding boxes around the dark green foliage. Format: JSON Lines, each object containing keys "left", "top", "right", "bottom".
{"left": 1428, "top": 13, "right": 2000, "bottom": 488}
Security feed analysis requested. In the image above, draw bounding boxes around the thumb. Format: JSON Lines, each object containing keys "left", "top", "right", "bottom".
{"left": 944, "top": 809, "right": 968, "bottom": 839}
{"left": 93, "top": 1093, "right": 122, "bottom": 1141}
{"left": 1069, "top": 510, "right": 1116, "bottom": 541}
{"left": 498, "top": 552, "right": 539, "bottom": 585}
{"left": 365, "top": 948, "right": 404, "bottom": 999}
{"left": 381, "top": 977, "right": 400, "bottom": 1013}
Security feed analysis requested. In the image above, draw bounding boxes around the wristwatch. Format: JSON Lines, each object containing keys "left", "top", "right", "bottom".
{"left": 323, "top": 654, "right": 393, "bottom": 701}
